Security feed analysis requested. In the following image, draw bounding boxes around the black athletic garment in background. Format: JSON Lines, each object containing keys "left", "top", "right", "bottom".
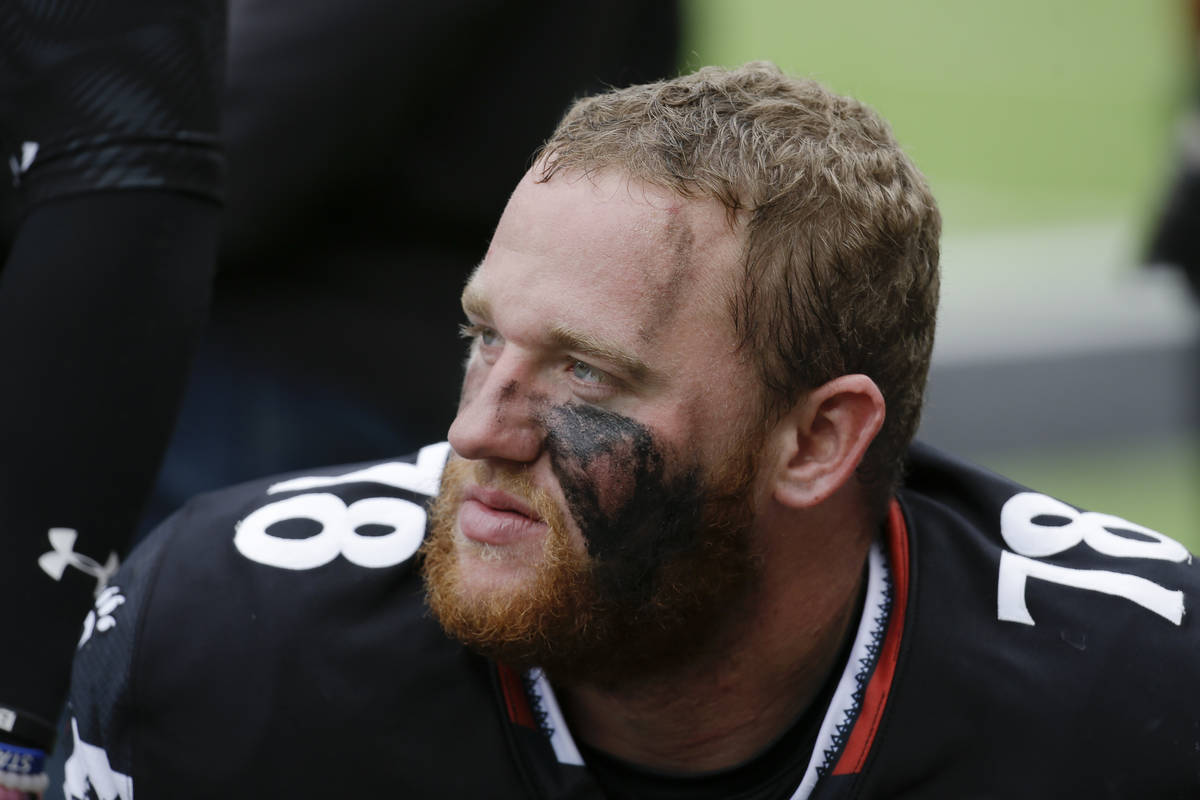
{"left": 0, "top": 0, "right": 225, "bottom": 738}
{"left": 1147, "top": 150, "right": 1200, "bottom": 298}
{"left": 65, "top": 443, "right": 1200, "bottom": 798}
{"left": 143, "top": 0, "right": 683, "bottom": 525}
{"left": 1145, "top": 1, "right": 1200, "bottom": 299}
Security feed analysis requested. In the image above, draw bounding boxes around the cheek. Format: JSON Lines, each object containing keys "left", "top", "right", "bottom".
{"left": 540, "top": 403, "right": 677, "bottom": 555}
{"left": 569, "top": 450, "right": 637, "bottom": 517}
{"left": 677, "top": 381, "right": 754, "bottom": 463}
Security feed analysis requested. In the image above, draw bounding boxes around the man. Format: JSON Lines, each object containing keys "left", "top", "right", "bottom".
{"left": 65, "top": 63, "right": 1200, "bottom": 799}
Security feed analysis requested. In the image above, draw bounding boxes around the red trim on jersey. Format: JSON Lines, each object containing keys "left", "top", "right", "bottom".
{"left": 497, "top": 663, "right": 537, "bottom": 729}
{"left": 832, "top": 498, "right": 911, "bottom": 775}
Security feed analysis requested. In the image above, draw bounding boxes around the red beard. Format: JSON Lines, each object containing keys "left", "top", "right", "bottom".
{"left": 421, "top": 448, "right": 760, "bottom": 687}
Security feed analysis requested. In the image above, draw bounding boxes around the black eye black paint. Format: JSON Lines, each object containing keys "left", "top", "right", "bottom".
{"left": 493, "top": 380, "right": 520, "bottom": 425}
{"left": 498, "top": 380, "right": 519, "bottom": 403}
{"left": 540, "top": 403, "right": 704, "bottom": 600}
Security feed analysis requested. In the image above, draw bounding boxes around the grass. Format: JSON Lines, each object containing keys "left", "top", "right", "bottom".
{"left": 682, "top": 0, "right": 1191, "bottom": 234}
{"left": 979, "top": 436, "right": 1200, "bottom": 552}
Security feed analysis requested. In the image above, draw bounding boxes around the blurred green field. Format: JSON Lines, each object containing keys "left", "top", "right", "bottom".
{"left": 683, "top": 1, "right": 1199, "bottom": 550}
{"left": 982, "top": 437, "right": 1200, "bottom": 552}
{"left": 684, "top": 0, "right": 1190, "bottom": 234}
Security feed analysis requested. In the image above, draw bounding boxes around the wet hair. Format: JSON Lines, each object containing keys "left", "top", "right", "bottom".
{"left": 536, "top": 61, "right": 941, "bottom": 506}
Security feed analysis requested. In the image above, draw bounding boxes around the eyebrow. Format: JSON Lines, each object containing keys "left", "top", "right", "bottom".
{"left": 547, "top": 323, "right": 654, "bottom": 384}
{"left": 462, "top": 274, "right": 655, "bottom": 384}
{"left": 460, "top": 279, "right": 490, "bottom": 320}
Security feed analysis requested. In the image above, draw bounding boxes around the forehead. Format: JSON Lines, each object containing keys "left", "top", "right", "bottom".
{"left": 467, "top": 169, "right": 742, "bottom": 347}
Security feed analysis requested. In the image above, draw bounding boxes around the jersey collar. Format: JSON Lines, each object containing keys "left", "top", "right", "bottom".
{"left": 492, "top": 499, "right": 913, "bottom": 800}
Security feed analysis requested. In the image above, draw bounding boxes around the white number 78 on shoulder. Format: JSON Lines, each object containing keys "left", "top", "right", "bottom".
{"left": 996, "top": 492, "right": 1191, "bottom": 626}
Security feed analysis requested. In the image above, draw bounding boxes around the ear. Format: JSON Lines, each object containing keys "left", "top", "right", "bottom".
{"left": 767, "top": 375, "right": 885, "bottom": 509}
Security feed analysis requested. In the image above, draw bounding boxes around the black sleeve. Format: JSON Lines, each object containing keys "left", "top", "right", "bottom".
{"left": 0, "top": 191, "right": 218, "bottom": 726}
{"left": 0, "top": 0, "right": 225, "bottom": 740}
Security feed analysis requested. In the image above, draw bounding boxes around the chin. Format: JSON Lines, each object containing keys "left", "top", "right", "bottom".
{"left": 452, "top": 535, "right": 546, "bottom": 599}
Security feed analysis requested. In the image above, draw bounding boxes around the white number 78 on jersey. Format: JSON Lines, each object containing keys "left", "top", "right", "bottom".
{"left": 997, "top": 492, "right": 1191, "bottom": 626}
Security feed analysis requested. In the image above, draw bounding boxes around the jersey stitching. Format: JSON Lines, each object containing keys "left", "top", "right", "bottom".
{"left": 832, "top": 500, "right": 910, "bottom": 775}
{"left": 792, "top": 540, "right": 891, "bottom": 799}
{"left": 496, "top": 663, "right": 537, "bottom": 729}
{"left": 837, "top": 497, "right": 919, "bottom": 798}
{"left": 522, "top": 670, "right": 555, "bottom": 738}
{"left": 822, "top": 564, "right": 893, "bottom": 779}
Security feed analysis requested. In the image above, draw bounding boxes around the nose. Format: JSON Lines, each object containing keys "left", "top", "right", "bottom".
{"left": 448, "top": 355, "right": 544, "bottom": 465}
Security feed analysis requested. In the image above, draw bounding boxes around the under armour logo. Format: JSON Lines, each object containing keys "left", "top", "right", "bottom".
{"left": 38, "top": 528, "right": 119, "bottom": 597}
{"left": 78, "top": 586, "right": 126, "bottom": 649}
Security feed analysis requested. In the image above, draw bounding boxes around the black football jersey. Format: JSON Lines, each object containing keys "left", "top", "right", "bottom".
{"left": 0, "top": 0, "right": 225, "bottom": 210}
{"left": 64, "top": 441, "right": 1200, "bottom": 799}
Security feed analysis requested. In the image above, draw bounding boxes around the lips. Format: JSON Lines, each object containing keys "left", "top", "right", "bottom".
{"left": 457, "top": 486, "right": 547, "bottom": 546}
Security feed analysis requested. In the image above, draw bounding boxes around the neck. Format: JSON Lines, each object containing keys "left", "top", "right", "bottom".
{"left": 557, "top": 502, "right": 872, "bottom": 773}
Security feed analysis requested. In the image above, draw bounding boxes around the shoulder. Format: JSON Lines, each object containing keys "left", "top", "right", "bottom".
{"left": 65, "top": 443, "right": 528, "bottom": 798}
{"left": 899, "top": 441, "right": 1198, "bottom": 633}
{"left": 209, "top": 439, "right": 452, "bottom": 572}
{"left": 874, "top": 442, "right": 1200, "bottom": 795}
{"left": 98, "top": 439, "right": 452, "bottom": 618}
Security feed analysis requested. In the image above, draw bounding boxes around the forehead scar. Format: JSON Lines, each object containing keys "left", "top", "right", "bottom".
{"left": 638, "top": 211, "right": 694, "bottom": 342}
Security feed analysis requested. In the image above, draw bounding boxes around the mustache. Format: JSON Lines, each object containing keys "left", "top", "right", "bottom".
{"left": 443, "top": 457, "right": 570, "bottom": 536}
{"left": 466, "top": 461, "right": 541, "bottom": 500}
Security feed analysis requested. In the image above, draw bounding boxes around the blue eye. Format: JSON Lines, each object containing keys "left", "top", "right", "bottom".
{"left": 572, "top": 361, "right": 606, "bottom": 384}
{"left": 459, "top": 323, "right": 500, "bottom": 347}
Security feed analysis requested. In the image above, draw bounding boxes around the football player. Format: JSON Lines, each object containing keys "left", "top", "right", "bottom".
{"left": 65, "top": 63, "right": 1200, "bottom": 798}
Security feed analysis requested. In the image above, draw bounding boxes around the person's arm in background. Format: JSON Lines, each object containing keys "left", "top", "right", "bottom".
{"left": 0, "top": 0, "right": 225, "bottom": 794}
{"left": 1145, "top": 0, "right": 1200, "bottom": 296}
